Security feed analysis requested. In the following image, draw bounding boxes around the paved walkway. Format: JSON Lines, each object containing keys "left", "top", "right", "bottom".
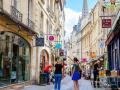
{"left": 22, "top": 75, "right": 107, "bottom": 90}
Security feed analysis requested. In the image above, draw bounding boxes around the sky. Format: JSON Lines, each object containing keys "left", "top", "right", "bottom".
{"left": 65, "top": 0, "right": 98, "bottom": 39}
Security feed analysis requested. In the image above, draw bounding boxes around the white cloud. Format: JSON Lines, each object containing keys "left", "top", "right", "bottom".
{"left": 64, "top": 8, "right": 81, "bottom": 39}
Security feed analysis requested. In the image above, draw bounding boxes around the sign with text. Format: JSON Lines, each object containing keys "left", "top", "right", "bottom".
{"left": 102, "top": 19, "right": 112, "bottom": 28}
{"left": 36, "top": 37, "right": 44, "bottom": 46}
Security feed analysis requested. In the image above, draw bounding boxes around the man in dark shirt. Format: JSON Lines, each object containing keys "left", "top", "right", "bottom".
{"left": 54, "top": 60, "right": 63, "bottom": 90}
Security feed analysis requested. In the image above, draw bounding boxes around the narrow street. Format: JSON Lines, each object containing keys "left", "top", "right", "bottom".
{"left": 22, "top": 75, "right": 106, "bottom": 90}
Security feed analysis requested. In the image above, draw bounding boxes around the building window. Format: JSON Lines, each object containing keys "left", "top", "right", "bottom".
{"left": 28, "top": 0, "right": 33, "bottom": 19}
{"left": 0, "top": 0, "right": 3, "bottom": 8}
{"left": 40, "top": 12, "right": 44, "bottom": 32}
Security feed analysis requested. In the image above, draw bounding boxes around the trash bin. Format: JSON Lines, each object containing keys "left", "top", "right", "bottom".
{"left": 39, "top": 73, "right": 47, "bottom": 85}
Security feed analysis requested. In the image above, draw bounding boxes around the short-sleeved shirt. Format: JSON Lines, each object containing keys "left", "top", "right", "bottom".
{"left": 54, "top": 64, "right": 63, "bottom": 74}
{"left": 73, "top": 64, "right": 80, "bottom": 72}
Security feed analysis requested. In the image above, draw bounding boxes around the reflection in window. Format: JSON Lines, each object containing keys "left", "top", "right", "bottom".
{"left": 0, "top": 32, "right": 30, "bottom": 86}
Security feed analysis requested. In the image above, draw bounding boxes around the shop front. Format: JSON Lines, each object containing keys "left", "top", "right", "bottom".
{"left": 106, "top": 16, "right": 120, "bottom": 71}
{"left": 107, "top": 31, "right": 120, "bottom": 70}
{"left": 0, "top": 32, "right": 31, "bottom": 86}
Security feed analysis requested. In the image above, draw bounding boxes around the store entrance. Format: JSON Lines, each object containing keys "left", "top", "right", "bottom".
{"left": 0, "top": 32, "right": 31, "bottom": 87}
{"left": 11, "top": 44, "right": 19, "bottom": 83}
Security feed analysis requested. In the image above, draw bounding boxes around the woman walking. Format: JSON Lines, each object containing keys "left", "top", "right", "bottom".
{"left": 54, "top": 58, "right": 63, "bottom": 90}
{"left": 72, "top": 57, "right": 81, "bottom": 90}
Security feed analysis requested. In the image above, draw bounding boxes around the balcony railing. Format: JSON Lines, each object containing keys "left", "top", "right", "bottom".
{"left": 11, "top": 6, "right": 22, "bottom": 22}
{"left": 27, "top": 18, "right": 34, "bottom": 30}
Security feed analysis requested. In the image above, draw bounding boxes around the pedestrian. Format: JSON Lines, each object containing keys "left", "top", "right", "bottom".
{"left": 72, "top": 57, "right": 81, "bottom": 90}
{"left": 54, "top": 58, "right": 63, "bottom": 90}
{"left": 93, "top": 62, "right": 99, "bottom": 88}
{"left": 43, "top": 64, "right": 52, "bottom": 85}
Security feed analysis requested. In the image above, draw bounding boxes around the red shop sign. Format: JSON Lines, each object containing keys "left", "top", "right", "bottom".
{"left": 49, "top": 35, "right": 55, "bottom": 41}
{"left": 102, "top": 19, "right": 112, "bottom": 28}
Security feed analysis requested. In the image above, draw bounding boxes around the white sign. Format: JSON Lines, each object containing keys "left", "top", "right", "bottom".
{"left": 99, "top": 40, "right": 105, "bottom": 48}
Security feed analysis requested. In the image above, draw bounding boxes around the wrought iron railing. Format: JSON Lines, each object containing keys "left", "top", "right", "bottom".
{"left": 11, "top": 6, "right": 22, "bottom": 22}
{"left": 27, "top": 18, "right": 34, "bottom": 30}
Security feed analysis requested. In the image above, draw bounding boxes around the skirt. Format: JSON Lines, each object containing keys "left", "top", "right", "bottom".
{"left": 72, "top": 71, "right": 81, "bottom": 81}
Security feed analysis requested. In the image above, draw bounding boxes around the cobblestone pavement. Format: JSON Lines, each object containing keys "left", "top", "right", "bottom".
{"left": 22, "top": 75, "right": 108, "bottom": 90}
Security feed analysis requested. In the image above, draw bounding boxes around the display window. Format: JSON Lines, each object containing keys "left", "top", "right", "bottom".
{"left": 0, "top": 32, "right": 30, "bottom": 86}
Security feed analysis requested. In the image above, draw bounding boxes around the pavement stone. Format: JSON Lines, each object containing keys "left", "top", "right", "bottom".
{"left": 22, "top": 75, "right": 109, "bottom": 90}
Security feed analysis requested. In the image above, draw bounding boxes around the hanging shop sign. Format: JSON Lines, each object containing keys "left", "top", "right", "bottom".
{"left": 36, "top": 37, "right": 44, "bottom": 46}
{"left": 81, "top": 58, "right": 87, "bottom": 62}
{"left": 18, "top": 38, "right": 26, "bottom": 47}
{"left": 48, "top": 35, "right": 55, "bottom": 41}
{"left": 55, "top": 43, "right": 62, "bottom": 49}
{"left": 102, "top": 19, "right": 111, "bottom": 28}
{"left": 90, "top": 52, "right": 96, "bottom": 58}
{"left": 59, "top": 49, "right": 64, "bottom": 56}
{"left": 99, "top": 40, "right": 105, "bottom": 48}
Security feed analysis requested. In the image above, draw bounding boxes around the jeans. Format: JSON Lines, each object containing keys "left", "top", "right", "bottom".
{"left": 54, "top": 74, "right": 62, "bottom": 90}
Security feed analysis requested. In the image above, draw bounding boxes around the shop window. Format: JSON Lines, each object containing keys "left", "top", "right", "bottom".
{"left": 0, "top": 0, "right": 3, "bottom": 9}
{"left": 0, "top": 32, "right": 30, "bottom": 86}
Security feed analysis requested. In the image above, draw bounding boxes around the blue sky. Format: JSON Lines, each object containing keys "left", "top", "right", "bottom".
{"left": 65, "top": 0, "right": 98, "bottom": 12}
{"left": 65, "top": 0, "right": 98, "bottom": 39}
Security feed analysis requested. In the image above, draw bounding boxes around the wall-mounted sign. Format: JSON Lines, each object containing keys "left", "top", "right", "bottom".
{"left": 59, "top": 49, "right": 64, "bottom": 56}
{"left": 90, "top": 52, "right": 96, "bottom": 58}
{"left": 49, "top": 35, "right": 55, "bottom": 41}
{"left": 36, "top": 37, "right": 44, "bottom": 46}
{"left": 18, "top": 38, "right": 26, "bottom": 47}
{"left": 102, "top": 19, "right": 111, "bottom": 28}
{"left": 81, "top": 58, "right": 87, "bottom": 62}
{"left": 55, "top": 43, "right": 62, "bottom": 49}
{"left": 99, "top": 40, "right": 105, "bottom": 48}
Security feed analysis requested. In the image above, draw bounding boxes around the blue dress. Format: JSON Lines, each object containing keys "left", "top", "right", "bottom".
{"left": 72, "top": 64, "right": 81, "bottom": 80}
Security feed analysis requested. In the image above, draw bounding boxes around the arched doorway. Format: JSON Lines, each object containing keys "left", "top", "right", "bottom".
{"left": 40, "top": 49, "right": 49, "bottom": 71}
{"left": 0, "top": 31, "right": 31, "bottom": 85}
